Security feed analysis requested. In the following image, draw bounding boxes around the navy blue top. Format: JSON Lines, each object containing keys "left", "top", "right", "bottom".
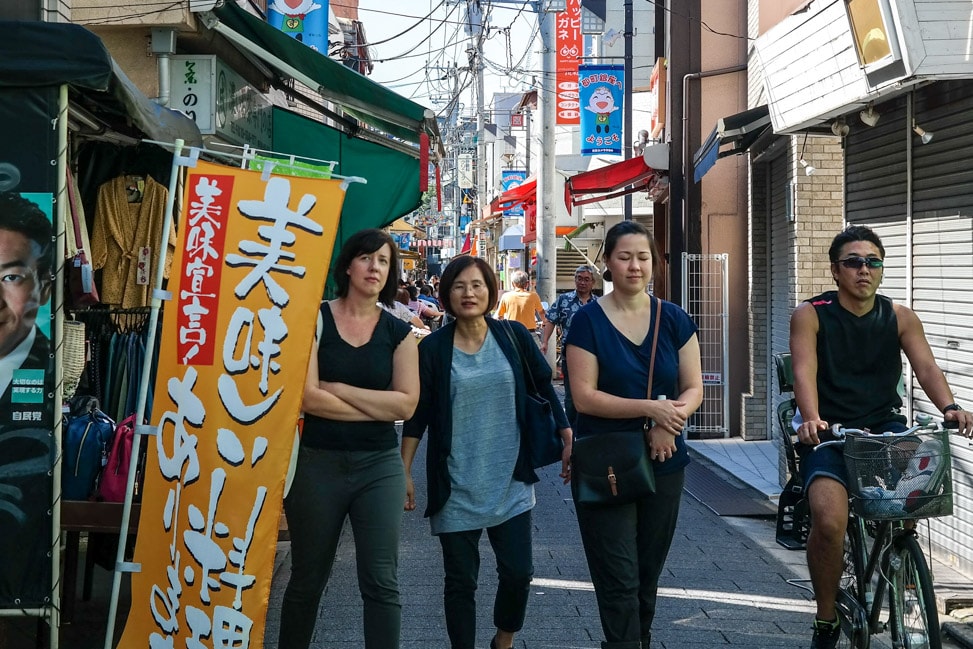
{"left": 565, "top": 299, "right": 698, "bottom": 475}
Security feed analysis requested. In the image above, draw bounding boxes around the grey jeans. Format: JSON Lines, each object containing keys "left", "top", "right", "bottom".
{"left": 279, "top": 445, "right": 406, "bottom": 649}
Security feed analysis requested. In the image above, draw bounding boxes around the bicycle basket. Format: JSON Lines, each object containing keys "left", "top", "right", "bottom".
{"left": 843, "top": 429, "right": 953, "bottom": 520}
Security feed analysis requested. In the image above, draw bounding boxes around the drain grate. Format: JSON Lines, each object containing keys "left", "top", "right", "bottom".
{"left": 683, "top": 461, "right": 777, "bottom": 518}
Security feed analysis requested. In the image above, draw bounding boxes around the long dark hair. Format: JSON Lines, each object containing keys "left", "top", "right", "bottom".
{"left": 332, "top": 229, "right": 399, "bottom": 306}
{"left": 602, "top": 220, "right": 662, "bottom": 283}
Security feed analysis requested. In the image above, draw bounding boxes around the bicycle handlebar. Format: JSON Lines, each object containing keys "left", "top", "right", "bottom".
{"left": 813, "top": 419, "right": 957, "bottom": 452}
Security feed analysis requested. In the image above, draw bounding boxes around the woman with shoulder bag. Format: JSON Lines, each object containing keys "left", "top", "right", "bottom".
{"left": 564, "top": 220, "right": 703, "bottom": 649}
{"left": 402, "top": 255, "right": 572, "bottom": 649}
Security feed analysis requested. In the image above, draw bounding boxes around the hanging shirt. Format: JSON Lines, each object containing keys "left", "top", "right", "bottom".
{"left": 90, "top": 175, "right": 174, "bottom": 308}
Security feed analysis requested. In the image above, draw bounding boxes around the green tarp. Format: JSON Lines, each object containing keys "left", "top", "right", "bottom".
{"left": 213, "top": 2, "right": 435, "bottom": 146}
{"left": 272, "top": 107, "right": 421, "bottom": 289}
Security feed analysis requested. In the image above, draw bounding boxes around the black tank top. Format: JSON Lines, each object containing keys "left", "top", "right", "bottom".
{"left": 301, "top": 303, "right": 411, "bottom": 451}
{"left": 809, "top": 291, "right": 906, "bottom": 430}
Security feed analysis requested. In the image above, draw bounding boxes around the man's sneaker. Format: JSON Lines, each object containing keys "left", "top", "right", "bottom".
{"left": 810, "top": 617, "right": 841, "bottom": 649}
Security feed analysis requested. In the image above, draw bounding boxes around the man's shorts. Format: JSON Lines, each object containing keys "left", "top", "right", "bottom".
{"left": 796, "top": 420, "right": 908, "bottom": 490}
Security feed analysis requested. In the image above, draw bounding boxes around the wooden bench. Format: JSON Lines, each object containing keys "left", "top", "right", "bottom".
{"left": 59, "top": 500, "right": 289, "bottom": 623}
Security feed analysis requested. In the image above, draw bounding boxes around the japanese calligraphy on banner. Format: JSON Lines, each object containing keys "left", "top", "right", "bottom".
{"left": 555, "top": 0, "right": 582, "bottom": 125}
{"left": 118, "top": 160, "right": 346, "bottom": 648}
{"left": 579, "top": 64, "right": 624, "bottom": 156}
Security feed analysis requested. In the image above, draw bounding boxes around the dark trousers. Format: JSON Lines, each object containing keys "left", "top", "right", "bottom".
{"left": 279, "top": 446, "right": 406, "bottom": 649}
{"left": 437, "top": 509, "right": 534, "bottom": 649}
{"left": 575, "top": 470, "right": 685, "bottom": 648}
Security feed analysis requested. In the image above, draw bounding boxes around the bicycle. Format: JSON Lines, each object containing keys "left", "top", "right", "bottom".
{"left": 785, "top": 420, "right": 956, "bottom": 649}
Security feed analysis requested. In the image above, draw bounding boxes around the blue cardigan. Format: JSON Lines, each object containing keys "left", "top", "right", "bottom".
{"left": 403, "top": 317, "right": 570, "bottom": 518}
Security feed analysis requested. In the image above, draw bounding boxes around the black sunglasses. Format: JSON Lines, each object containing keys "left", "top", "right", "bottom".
{"left": 837, "top": 256, "right": 884, "bottom": 270}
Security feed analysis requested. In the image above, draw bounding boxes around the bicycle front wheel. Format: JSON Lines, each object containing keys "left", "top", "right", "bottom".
{"left": 887, "top": 533, "right": 941, "bottom": 649}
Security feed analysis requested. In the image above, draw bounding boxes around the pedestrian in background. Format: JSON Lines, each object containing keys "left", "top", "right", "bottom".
{"left": 565, "top": 220, "right": 703, "bottom": 649}
{"left": 403, "top": 255, "right": 572, "bottom": 649}
{"left": 278, "top": 229, "right": 419, "bottom": 649}
{"left": 541, "top": 263, "right": 597, "bottom": 422}
{"left": 495, "top": 270, "right": 545, "bottom": 345}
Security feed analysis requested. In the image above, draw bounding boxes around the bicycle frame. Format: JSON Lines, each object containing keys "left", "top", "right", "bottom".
{"left": 839, "top": 516, "right": 900, "bottom": 636}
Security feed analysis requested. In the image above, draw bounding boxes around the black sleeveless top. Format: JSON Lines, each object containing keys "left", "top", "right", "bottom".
{"left": 809, "top": 290, "right": 906, "bottom": 430}
{"left": 301, "top": 303, "right": 411, "bottom": 451}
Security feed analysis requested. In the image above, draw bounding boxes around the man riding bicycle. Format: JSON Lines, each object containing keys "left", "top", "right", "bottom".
{"left": 789, "top": 225, "right": 973, "bottom": 649}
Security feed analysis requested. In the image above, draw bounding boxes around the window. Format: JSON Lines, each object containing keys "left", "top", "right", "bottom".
{"left": 844, "top": 0, "right": 905, "bottom": 85}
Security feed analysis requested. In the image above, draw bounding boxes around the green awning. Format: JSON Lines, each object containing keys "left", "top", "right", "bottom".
{"left": 205, "top": 3, "right": 439, "bottom": 149}
{"left": 272, "top": 107, "right": 420, "bottom": 289}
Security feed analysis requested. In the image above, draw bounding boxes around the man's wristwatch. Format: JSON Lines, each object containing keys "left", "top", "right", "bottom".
{"left": 943, "top": 403, "right": 963, "bottom": 414}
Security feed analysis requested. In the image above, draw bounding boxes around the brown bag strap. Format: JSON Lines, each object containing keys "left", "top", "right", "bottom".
{"left": 644, "top": 296, "right": 662, "bottom": 429}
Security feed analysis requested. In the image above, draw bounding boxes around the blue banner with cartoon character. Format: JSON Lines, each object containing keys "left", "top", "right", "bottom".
{"left": 268, "top": 0, "right": 330, "bottom": 53}
{"left": 500, "top": 169, "right": 528, "bottom": 216}
{"left": 579, "top": 64, "right": 624, "bottom": 156}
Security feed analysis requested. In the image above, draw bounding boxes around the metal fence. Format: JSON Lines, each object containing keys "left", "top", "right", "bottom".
{"left": 681, "top": 253, "right": 729, "bottom": 438}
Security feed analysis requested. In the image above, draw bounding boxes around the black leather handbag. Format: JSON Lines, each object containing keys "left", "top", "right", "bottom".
{"left": 571, "top": 297, "right": 662, "bottom": 505}
{"left": 501, "top": 322, "right": 564, "bottom": 469}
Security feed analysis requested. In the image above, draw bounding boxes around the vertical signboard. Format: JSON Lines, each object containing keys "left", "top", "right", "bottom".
{"left": 500, "top": 169, "right": 528, "bottom": 217}
{"left": 267, "top": 0, "right": 330, "bottom": 52}
{"left": 555, "top": 0, "right": 582, "bottom": 125}
{"left": 579, "top": 64, "right": 624, "bottom": 156}
{"left": 0, "top": 86, "right": 57, "bottom": 609}
{"left": 118, "top": 160, "right": 346, "bottom": 648}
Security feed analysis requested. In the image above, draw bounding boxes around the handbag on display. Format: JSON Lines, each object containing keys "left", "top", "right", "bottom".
{"left": 571, "top": 296, "right": 662, "bottom": 505}
{"left": 500, "top": 321, "right": 564, "bottom": 469}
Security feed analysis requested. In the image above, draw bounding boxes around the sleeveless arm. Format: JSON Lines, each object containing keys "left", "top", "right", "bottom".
{"left": 790, "top": 302, "right": 828, "bottom": 443}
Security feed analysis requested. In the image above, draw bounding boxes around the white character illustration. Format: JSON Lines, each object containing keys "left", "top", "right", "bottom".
{"left": 585, "top": 86, "right": 619, "bottom": 134}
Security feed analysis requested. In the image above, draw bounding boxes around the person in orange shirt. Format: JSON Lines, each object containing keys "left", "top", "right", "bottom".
{"left": 495, "top": 270, "right": 545, "bottom": 343}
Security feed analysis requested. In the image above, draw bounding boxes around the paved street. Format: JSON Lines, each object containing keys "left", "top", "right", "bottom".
{"left": 2, "top": 427, "right": 966, "bottom": 648}
{"left": 262, "top": 444, "right": 821, "bottom": 649}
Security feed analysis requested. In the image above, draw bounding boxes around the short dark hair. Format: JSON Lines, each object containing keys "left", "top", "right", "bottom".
{"left": 602, "top": 220, "right": 662, "bottom": 283}
{"left": 829, "top": 225, "right": 885, "bottom": 263}
{"left": 332, "top": 228, "right": 399, "bottom": 306}
{"left": 0, "top": 192, "right": 53, "bottom": 276}
{"left": 439, "top": 256, "right": 498, "bottom": 317}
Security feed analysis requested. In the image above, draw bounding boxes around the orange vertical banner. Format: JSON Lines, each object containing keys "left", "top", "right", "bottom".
{"left": 555, "top": 0, "right": 582, "bottom": 125}
{"left": 118, "top": 160, "right": 347, "bottom": 648}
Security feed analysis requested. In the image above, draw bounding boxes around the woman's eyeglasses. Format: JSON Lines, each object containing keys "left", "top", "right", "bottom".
{"left": 838, "top": 256, "right": 884, "bottom": 270}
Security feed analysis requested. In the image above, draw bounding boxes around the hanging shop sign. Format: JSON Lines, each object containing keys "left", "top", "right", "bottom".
{"left": 579, "top": 64, "right": 624, "bottom": 156}
{"left": 501, "top": 169, "right": 528, "bottom": 217}
{"left": 648, "top": 57, "right": 667, "bottom": 138}
{"left": 555, "top": 0, "right": 582, "bottom": 125}
{"left": 457, "top": 153, "right": 475, "bottom": 189}
{"left": 118, "top": 160, "right": 347, "bottom": 648}
{"left": 0, "top": 85, "right": 58, "bottom": 609}
{"left": 267, "top": 0, "right": 330, "bottom": 53}
{"left": 170, "top": 55, "right": 273, "bottom": 150}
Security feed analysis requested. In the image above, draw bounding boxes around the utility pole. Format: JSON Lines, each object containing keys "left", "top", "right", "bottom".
{"left": 623, "top": 0, "right": 633, "bottom": 219}
{"left": 536, "top": 1, "right": 556, "bottom": 321}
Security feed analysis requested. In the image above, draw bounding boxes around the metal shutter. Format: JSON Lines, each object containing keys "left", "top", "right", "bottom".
{"left": 769, "top": 154, "right": 791, "bottom": 434}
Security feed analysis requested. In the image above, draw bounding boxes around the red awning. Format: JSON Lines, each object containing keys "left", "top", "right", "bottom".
{"left": 488, "top": 177, "right": 537, "bottom": 217}
{"left": 563, "top": 157, "right": 660, "bottom": 215}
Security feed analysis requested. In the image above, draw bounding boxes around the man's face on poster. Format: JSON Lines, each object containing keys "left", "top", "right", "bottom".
{"left": 0, "top": 227, "right": 51, "bottom": 359}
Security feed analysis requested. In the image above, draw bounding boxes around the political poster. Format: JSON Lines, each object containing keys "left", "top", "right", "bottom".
{"left": 117, "top": 160, "right": 346, "bottom": 648}
{"left": 0, "top": 85, "right": 58, "bottom": 608}
{"left": 579, "top": 64, "right": 624, "bottom": 156}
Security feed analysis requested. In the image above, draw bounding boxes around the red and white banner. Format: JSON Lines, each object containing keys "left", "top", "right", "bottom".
{"left": 555, "top": 0, "right": 582, "bottom": 125}
{"left": 118, "top": 160, "right": 346, "bottom": 648}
